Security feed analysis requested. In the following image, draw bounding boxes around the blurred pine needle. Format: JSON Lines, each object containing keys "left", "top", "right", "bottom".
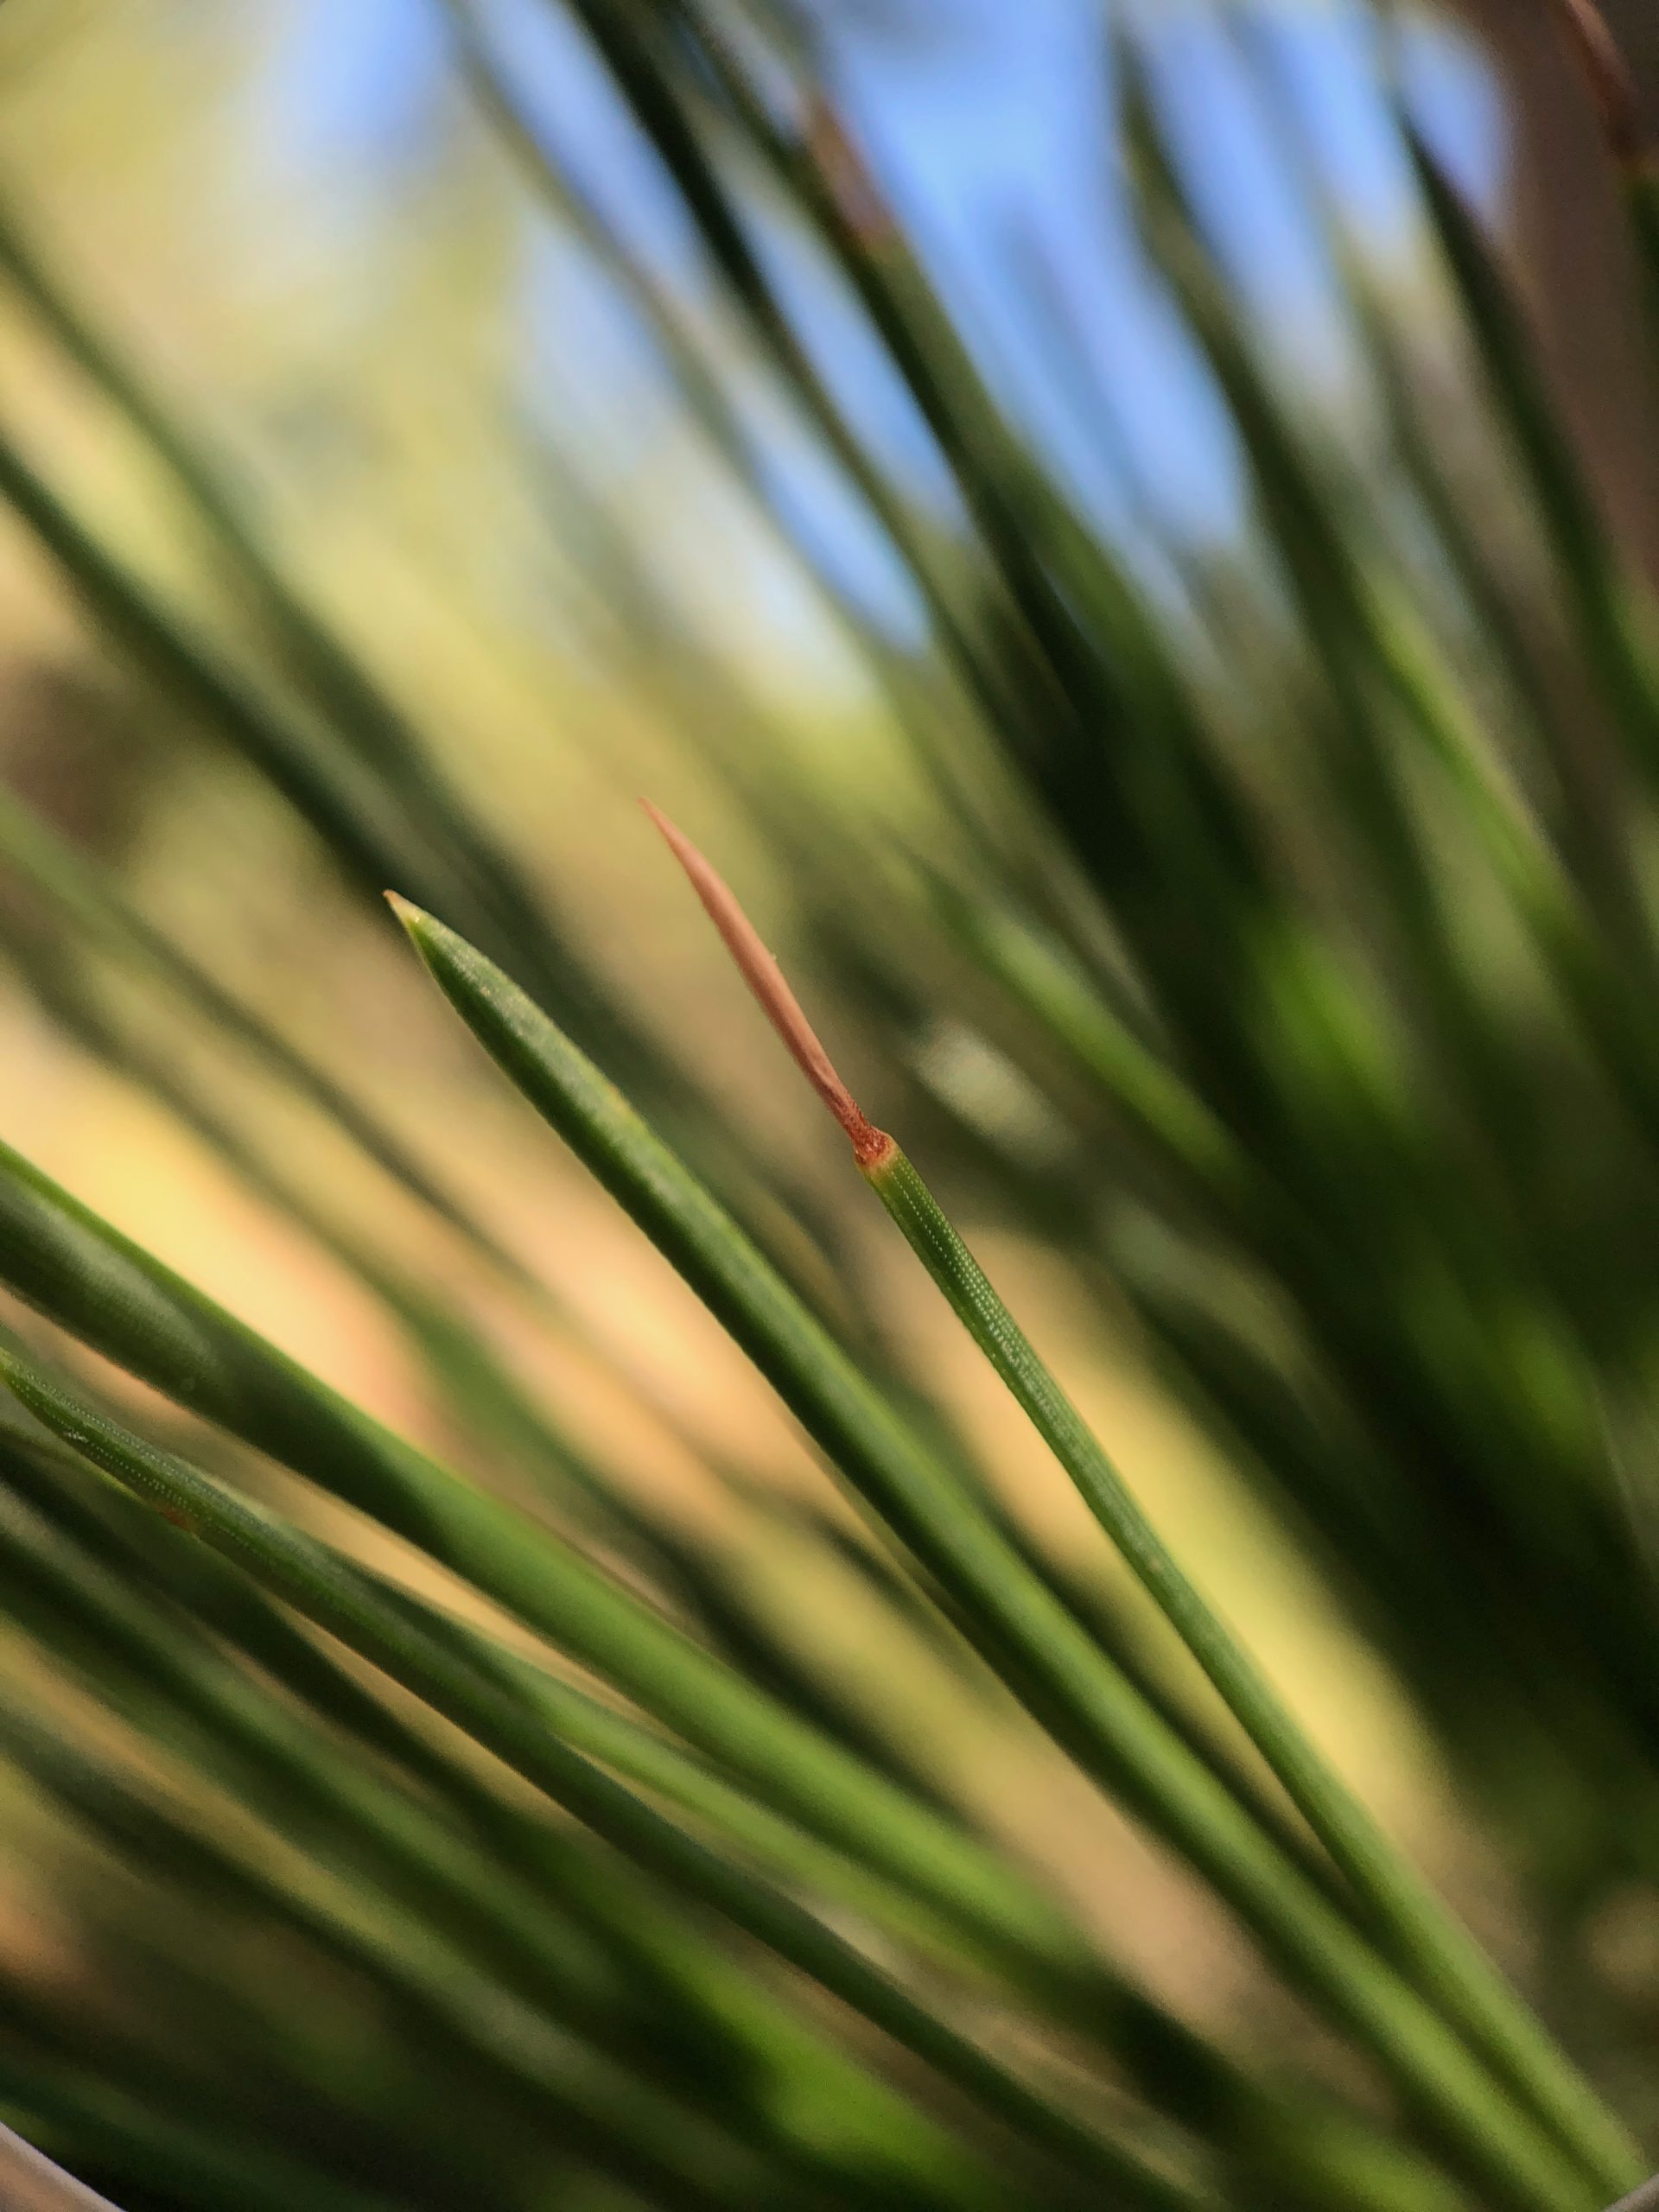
{"left": 0, "top": 2, "right": 1653, "bottom": 2208}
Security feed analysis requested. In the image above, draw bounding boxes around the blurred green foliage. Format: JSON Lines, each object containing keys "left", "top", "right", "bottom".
{"left": 0, "top": 1, "right": 1655, "bottom": 2207}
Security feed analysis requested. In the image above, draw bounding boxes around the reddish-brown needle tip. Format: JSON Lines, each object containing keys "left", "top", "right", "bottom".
{"left": 641, "top": 799, "right": 893, "bottom": 1168}
{"left": 1548, "top": 0, "right": 1645, "bottom": 167}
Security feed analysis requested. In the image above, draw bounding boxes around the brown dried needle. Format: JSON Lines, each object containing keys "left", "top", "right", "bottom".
{"left": 641, "top": 801, "right": 893, "bottom": 1169}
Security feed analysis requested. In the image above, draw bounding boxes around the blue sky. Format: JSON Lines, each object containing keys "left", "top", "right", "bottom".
{"left": 235, "top": 0, "right": 1505, "bottom": 615}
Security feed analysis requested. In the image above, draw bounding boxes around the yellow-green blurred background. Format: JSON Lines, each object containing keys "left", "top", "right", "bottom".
{"left": 3, "top": 3, "right": 1659, "bottom": 2203}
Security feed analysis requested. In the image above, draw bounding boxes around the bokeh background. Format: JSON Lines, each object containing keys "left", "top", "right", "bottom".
{"left": 1, "top": 3, "right": 1658, "bottom": 2208}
